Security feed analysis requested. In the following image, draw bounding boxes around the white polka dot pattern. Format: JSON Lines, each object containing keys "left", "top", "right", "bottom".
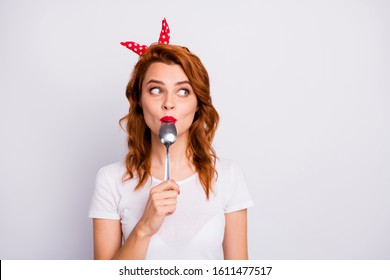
{"left": 158, "top": 18, "right": 170, "bottom": 45}
{"left": 120, "top": 18, "right": 171, "bottom": 56}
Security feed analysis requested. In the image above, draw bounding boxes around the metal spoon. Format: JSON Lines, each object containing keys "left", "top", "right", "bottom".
{"left": 158, "top": 122, "right": 177, "bottom": 180}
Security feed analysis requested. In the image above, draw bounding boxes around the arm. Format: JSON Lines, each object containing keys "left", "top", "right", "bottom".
{"left": 222, "top": 209, "right": 249, "bottom": 260}
{"left": 92, "top": 180, "right": 180, "bottom": 260}
{"left": 93, "top": 218, "right": 152, "bottom": 260}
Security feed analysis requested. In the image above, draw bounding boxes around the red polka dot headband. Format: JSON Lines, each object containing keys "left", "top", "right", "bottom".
{"left": 120, "top": 18, "right": 170, "bottom": 56}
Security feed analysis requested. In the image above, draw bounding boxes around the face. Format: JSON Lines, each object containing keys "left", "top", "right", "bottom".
{"left": 141, "top": 62, "right": 198, "bottom": 140}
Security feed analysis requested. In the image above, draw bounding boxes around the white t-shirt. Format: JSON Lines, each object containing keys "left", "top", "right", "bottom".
{"left": 88, "top": 158, "right": 254, "bottom": 259}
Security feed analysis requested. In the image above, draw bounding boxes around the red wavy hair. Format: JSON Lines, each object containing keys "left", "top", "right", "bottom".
{"left": 120, "top": 44, "right": 219, "bottom": 199}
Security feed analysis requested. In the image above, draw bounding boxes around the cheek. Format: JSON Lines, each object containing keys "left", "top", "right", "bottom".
{"left": 140, "top": 102, "right": 156, "bottom": 127}
{"left": 184, "top": 96, "right": 198, "bottom": 113}
{"left": 189, "top": 101, "right": 199, "bottom": 119}
{"left": 142, "top": 107, "right": 155, "bottom": 126}
{"left": 179, "top": 104, "right": 198, "bottom": 130}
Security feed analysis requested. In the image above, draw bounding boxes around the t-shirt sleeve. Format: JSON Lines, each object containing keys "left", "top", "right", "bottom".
{"left": 221, "top": 161, "right": 255, "bottom": 213}
{"left": 88, "top": 168, "right": 121, "bottom": 220}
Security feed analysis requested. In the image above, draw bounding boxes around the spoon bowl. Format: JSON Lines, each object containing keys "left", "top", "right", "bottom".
{"left": 159, "top": 122, "right": 177, "bottom": 180}
{"left": 159, "top": 122, "right": 177, "bottom": 146}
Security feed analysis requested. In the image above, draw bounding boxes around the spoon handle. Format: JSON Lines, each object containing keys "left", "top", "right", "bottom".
{"left": 164, "top": 146, "right": 170, "bottom": 181}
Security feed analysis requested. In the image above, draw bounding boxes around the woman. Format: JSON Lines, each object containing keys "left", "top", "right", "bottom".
{"left": 89, "top": 20, "right": 254, "bottom": 260}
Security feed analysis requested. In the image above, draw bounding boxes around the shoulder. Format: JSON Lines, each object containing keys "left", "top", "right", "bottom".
{"left": 89, "top": 162, "right": 126, "bottom": 219}
{"left": 214, "top": 158, "right": 255, "bottom": 213}
{"left": 215, "top": 158, "right": 244, "bottom": 180}
{"left": 94, "top": 161, "right": 129, "bottom": 189}
{"left": 97, "top": 161, "right": 126, "bottom": 179}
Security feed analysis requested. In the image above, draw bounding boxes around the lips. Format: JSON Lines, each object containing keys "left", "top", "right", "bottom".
{"left": 160, "top": 116, "right": 177, "bottom": 123}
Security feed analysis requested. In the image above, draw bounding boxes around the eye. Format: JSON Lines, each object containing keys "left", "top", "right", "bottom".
{"left": 150, "top": 87, "right": 162, "bottom": 95}
{"left": 177, "top": 88, "right": 190, "bottom": 97}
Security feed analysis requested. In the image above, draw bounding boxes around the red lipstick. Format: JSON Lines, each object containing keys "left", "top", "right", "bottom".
{"left": 160, "top": 116, "right": 177, "bottom": 123}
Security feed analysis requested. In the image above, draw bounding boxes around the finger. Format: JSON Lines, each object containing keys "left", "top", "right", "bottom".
{"left": 165, "top": 180, "right": 180, "bottom": 192}
{"left": 151, "top": 180, "right": 180, "bottom": 193}
{"left": 154, "top": 204, "right": 177, "bottom": 217}
{"left": 154, "top": 198, "right": 177, "bottom": 207}
{"left": 162, "top": 205, "right": 177, "bottom": 216}
{"left": 150, "top": 189, "right": 179, "bottom": 201}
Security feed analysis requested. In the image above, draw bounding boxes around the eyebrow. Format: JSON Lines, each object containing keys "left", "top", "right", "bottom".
{"left": 146, "top": 79, "right": 191, "bottom": 86}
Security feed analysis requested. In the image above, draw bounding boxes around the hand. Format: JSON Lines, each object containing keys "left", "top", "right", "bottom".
{"left": 137, "top": 180, "right": 180, "bottom": 237}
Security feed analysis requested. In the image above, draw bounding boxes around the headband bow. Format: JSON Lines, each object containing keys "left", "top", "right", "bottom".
{"left": 120, "top": 18, "right": 170, "bottom": 56}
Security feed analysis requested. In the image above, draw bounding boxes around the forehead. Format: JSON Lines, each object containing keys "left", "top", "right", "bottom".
{"left": 143, "top": 62, "right": 189, "bottom": 83}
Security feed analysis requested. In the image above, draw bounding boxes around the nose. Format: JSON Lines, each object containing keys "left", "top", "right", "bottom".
{"left": 162, "top": 94, "right": 175, "bottom": 110}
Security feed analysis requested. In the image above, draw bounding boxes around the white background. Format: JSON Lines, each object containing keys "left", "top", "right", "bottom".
{"left": 0, "top": 0, "right": 389, "bottom": 259}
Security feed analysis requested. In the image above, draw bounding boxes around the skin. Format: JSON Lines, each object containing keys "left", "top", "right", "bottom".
{"left": 93, "top": 62, "right": 248, "bottom": 259}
